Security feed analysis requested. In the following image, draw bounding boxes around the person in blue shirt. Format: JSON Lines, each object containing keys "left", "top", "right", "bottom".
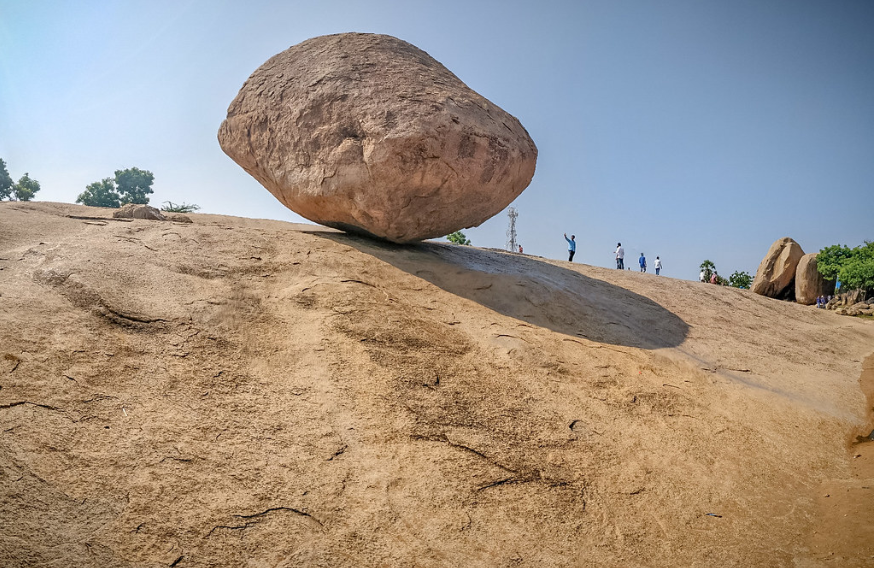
{"left": 563, "top": 233, "right": 576, "bottom": 262}
{"left": 639, "top": 253, "right": 647, "bottom": 272}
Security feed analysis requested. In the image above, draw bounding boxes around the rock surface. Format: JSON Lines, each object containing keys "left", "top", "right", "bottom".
{"left": 112, "top": 204, "right": 166, "bottom": 221}
{"left": 751, "top": 237, "right": 805, "bottom": 299}
{"left": 795, "top": 253, "right": 831, "bottom": 305}
{"left": 4, "top": 202, "right": 874, "bottom": 566}
{"left": 218, "top": 33, "right": 537, "bottom": 243}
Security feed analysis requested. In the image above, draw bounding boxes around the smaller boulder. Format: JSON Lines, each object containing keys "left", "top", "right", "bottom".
{"left": 752, "top": 237, "right": 805, "bottom": 299}
{"left": 113, "top": 204, "right": 166, "bottom": 221}
{"left": 795, "top": 253, "right": 832, "bottom": 305}
{"left": 168, "top": 214, "right": 193, "bottom": 223}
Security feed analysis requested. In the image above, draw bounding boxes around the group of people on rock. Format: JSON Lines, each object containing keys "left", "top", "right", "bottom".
{"left": 699, "top": 270, "right": 720, "bottom": 284}
{"left": 615, "top": 242, "right": 661, "bottom": 274}
{"left": 561, "top": 235, "right": 661, "bottom": 275}
{"left": 815, "top": 295, "right": 833, "bottom": 308}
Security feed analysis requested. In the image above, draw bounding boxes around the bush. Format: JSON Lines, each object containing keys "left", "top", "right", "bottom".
{"left": 446, "top": 231, "right": 471, "bottom": 245}
{"left": 729, "top": 270, "right": 753, "bottom": 289}
{"left": 161, "top": 201, "right": 200, "bottom": 213}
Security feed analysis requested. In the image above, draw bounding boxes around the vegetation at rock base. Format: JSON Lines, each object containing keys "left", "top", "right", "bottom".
{"left": 77, "top": 167, "right": 154, "bottom": 207}
{"left": 818, "top": 242, "right": 874, "bottom": 293}
{"left": 161, "top": 201, "right": 200, "bottom": 213}
{"left": 729, "top": 270, "right": 753, "bottom": 289}
{"left": 446, "top": 230, "right": 471, "bottom": 245}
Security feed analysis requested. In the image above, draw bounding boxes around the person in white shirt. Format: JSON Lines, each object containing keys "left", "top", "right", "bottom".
{"left": 615, "top": 243, "right": 624, "bottom": 269}
{"left": 654, "top": 256, "right": 662, "bottom": 275}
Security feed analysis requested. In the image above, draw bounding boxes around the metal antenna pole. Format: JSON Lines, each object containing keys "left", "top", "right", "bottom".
{"left": 506, "top": 207, "right": 518, "bottom": 252}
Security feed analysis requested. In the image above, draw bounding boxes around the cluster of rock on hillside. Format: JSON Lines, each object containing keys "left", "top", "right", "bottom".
{"left": 828, "top": 291, "right": 874, "bottom": 316}
{"left": 752, "top": 237, "right": 832, "bottom": 304}
{"left": 751, "top": 236, "right": 872, "bottom": 315}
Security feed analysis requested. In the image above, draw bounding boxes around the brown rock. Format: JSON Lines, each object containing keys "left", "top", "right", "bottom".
{"left": 751, "top": 237, "right": 805, "bottom": 299}
{"left": 218, "top": 33, "right": 538, "bottom": 243}
{"left": 168, "top": 214, "right": 193, "bottom": 223}
{"left": 844, "top": 289, "right": 865, "bottom": 305}
{"left": 795, "top": 253, "right": 831, "bottom": 305}
{"left": 112, "top": 204, "right": 166, "bottom": 221}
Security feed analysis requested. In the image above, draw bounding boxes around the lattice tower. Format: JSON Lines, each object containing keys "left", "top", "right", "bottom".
{"left": 506, "top": 207, "right": 519, "bottom": 252}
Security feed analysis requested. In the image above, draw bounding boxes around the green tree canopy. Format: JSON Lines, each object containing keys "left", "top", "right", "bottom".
{"left": 818, "top": 241, "right": 874, "bottom": 292}
{"left": 0, "top": 158, "right": 12, "bottom": 200}
{"left": 446, "top": 230, "right": 471, "bottom": 245}
{"left": 77, "top": 178, "right": 121, "bottom": 208}
{"left": 699, "top": 260, "right": 716, "bottom": 282}
{"left": 115, "top": 167, "right": 154, "bottom": 204}
{"left": 12, "top": 173, "right": 40, "bottom": 201}
{"left": 729, "top": 270, "right": 753, "bottom": 289}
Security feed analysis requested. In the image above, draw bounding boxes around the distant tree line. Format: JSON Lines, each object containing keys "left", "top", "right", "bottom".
{"left": 0, "top": 158, "right": 41, "bottom": 201}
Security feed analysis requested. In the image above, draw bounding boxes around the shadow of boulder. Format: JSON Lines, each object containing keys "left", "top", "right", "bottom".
{"left": 316, "top": 233, "right": 689, "bottom": 350}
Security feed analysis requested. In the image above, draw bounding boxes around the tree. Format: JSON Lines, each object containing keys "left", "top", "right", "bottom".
{"left": 0, "top": 158, "right": 12, "bottom": 200}
{"left": 115, "top": 167, "right": 154, "bottom": 204}
{"left": 817, "top": 241, "right": 874, "bottom": 293}
{"left": 161, "top": 201, "right": 200, "bottom": 213}
{"left": 446, "top": 231, "right": 471, "bottom": 245}
{"left": 77, "top": 178, "right": 121, "bottom": 208}
{"left": 729, "top": 270, "right": 753, "bottom": 289}
{"left": 12, "top": 173, "right": 40, "bottom": 201}
{"left": 699, "top": 260, "right": 716, "bottom": 282}
{"left": 816, "top": 244, "right": 854, "bottom": 281}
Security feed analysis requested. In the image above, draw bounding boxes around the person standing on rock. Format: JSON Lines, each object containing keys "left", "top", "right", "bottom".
{"left": 654, "top": 256, "right": 662, "bottom": 275}
{"left": 564, "top": 234, "right": 576, "bottom": 262}
{"left": 639, "top": 253, "right": 647, "bottom": 273}
{"left": 615, "top": 243, "right": 624, "bottom": 269}
{"left": 699, "top": 269, "right": 706, "bottom": 282}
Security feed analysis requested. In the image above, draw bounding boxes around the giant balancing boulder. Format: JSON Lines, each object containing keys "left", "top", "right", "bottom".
{"left": 218, "top": 33, "right": 538, "bottom": 243}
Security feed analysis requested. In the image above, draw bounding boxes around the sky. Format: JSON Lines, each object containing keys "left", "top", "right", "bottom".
{"left": 1, "top": 0, "right": 872, "bottom": 281}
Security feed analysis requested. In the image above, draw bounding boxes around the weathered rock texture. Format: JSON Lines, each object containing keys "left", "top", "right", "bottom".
{"left": 3, "top": 202, "right": 874, "bottom": 566}
{"left": 112, "top": 204, "right": 166, "bottom": 221}
{"left": 752, "top": 237, "right": 805, "bottom": 299}
{"left": 795, "top": 253, "right": 832, "bottom": 305}
{"left": 218, "top": 33, "right": 537, "bottom": 243}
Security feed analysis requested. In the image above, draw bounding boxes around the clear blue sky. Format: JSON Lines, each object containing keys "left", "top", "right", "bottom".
{"left": 2, "top": 0, "right": 872, "bottom": 280}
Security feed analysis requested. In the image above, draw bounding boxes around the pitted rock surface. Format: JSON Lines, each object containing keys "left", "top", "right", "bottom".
{"left": 112, "top": 204, "right": 166, "bottom": 221}
{"left": 218, "top": 33, "right": 537, "bottom": 243}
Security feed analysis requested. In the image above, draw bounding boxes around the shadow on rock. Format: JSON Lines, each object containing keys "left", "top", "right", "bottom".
{"left": 316, "top": 233, "right": 689, "bottom": 350}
